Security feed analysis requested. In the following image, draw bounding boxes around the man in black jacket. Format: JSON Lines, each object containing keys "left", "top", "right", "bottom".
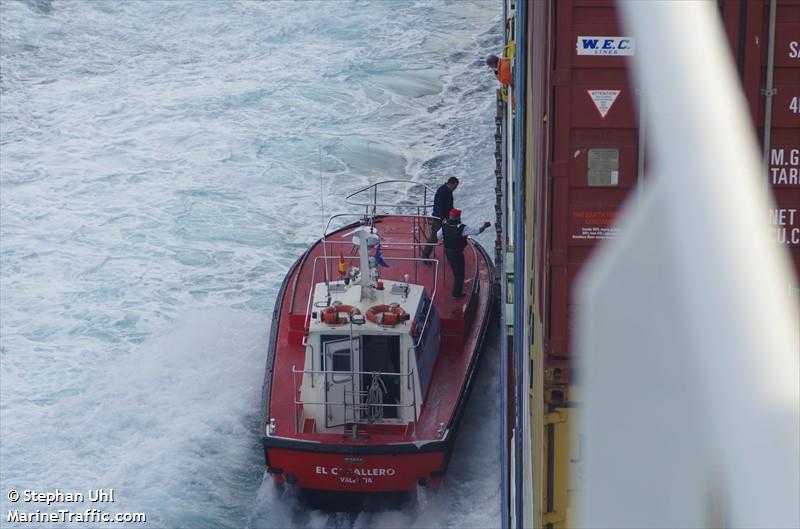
{"left": 422, "top": 177, "right": 459, "bottom": 259}
{"left": 437, "top": 208, "right": 491, "bottom": 298}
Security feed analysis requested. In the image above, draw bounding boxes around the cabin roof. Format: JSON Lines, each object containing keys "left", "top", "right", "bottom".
{"left": 308, "top": 279, "right": 424, "bottom": 334}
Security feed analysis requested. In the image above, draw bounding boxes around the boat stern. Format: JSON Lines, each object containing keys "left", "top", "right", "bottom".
{"left": 264, "top": 445, "right": 446, "bottom": 493}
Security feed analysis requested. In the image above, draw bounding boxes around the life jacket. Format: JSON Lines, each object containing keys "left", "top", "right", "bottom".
{"left": 442, "top": 221, "right": 467, "bottom": 251}
{"left": 497, "top": 57, "right": 512, "bottom": 85}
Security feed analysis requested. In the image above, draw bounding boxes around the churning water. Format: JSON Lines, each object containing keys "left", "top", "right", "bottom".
{"left": 0, "top": 1, "right": 501, "bottom": 527}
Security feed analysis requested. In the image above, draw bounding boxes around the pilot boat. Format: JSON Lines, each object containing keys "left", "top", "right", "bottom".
{"left": 259, "top": 180, "right": 495, "bottom": 503}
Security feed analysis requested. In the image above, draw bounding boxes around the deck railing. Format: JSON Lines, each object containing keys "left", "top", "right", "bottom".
{"left": 288, "top": 212, "right": 440, "bottom": 314}
{"left": 288, "top": 177, "right": 485, "bottom": 321}
{"left": 291, "top": 365, "right": 418, "bottom": 435}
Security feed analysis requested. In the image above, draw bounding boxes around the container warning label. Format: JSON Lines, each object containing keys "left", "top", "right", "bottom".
{"left": 576, "top": 36, "right": 635, "bottom": 56}
{"left": 770, "top": 147, "right": 799, "bottom": 186}
{"left": 571, "top": 210, "right": 620, "bottom": 242}
{"left": 587, "top": 90, "right": 621, "bottom": 118}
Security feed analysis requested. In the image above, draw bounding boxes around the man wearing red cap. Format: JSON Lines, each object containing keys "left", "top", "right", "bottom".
{"left": 437, "top": 208, "right": 491, "bottom": 298}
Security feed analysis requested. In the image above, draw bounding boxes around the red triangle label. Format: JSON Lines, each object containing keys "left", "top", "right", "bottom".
{"left": 587, "top": 90, "right": 621, "bottom": 118}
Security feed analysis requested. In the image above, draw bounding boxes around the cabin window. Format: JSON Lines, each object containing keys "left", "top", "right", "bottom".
{"left": 361, "top": 335, "right": 401, "bottom": 420}
{"left": 332, "top": 348, "right": 351, "bottom": 372}
{"left": 587, "top": 148, "right": 619, "bottom": 186}
{"left": 320, "top": 334, "right": 353, "bottom": 372}
{"left": 414, "top": 290, "right": 441, "bottom": 398}
{"left": 414, "top": 291, "right": 432, "bottom": 342}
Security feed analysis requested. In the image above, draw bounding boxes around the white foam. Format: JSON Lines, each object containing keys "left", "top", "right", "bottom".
{"left": 1, "top": 1, "right": 502, "bottom": 526}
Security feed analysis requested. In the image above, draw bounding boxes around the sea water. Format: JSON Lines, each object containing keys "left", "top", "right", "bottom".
{"left": 0, "top": 1, "right": 501, "bottom": 527}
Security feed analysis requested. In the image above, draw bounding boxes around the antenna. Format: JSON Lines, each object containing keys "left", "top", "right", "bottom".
{"left": 367, "top": 140, "right": 373, "bottom": 188}
{"left": 367, "top": 141, "right": 377, "bottom": 223}
{"left": 319, "top": 146, "right": 329, "bottom": 293}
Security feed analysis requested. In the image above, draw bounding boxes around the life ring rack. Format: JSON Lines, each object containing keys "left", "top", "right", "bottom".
{"left": 319, "top": 302, "right": 361, "bottom": 325}
{"left": 365, "top": 303, "right": 408, "bottom": 326}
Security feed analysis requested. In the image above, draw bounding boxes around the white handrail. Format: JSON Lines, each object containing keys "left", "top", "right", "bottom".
{"left": 344, "top": 180, "right": 435, "bottom": 208}
{"left": 291, "top": 366, "right": 418, "bottom": 433}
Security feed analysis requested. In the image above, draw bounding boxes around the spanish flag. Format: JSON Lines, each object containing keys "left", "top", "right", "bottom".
{"left": 338, "top": 254, "right": 346, "bottom": 275}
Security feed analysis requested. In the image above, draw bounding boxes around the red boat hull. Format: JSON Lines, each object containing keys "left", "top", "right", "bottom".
{"left": 260, "top": 215, "right": 495, "bottom": 497}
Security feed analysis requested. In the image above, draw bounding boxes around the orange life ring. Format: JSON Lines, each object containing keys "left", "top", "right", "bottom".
{"left": 365, "top": 303, "right": 407, "bottom": 326}
{"left": 320, "top": 304, "right": 361, "bottom": 325}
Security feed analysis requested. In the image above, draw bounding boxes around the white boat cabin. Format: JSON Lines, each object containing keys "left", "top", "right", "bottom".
{"left": 298, "top": 275, "right": 441, "bottom": 434}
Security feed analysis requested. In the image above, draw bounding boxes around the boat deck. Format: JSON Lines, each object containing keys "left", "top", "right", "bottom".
{"left": 267, "top": 215, "right": 493, "bottom": 444}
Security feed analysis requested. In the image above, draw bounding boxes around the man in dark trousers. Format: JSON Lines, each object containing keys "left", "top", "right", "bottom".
{"left": 422, "top": 176, "right": 459, "bottom": 260}
{"left": 437, "top": 208, "right": 491, "bottom": 298}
